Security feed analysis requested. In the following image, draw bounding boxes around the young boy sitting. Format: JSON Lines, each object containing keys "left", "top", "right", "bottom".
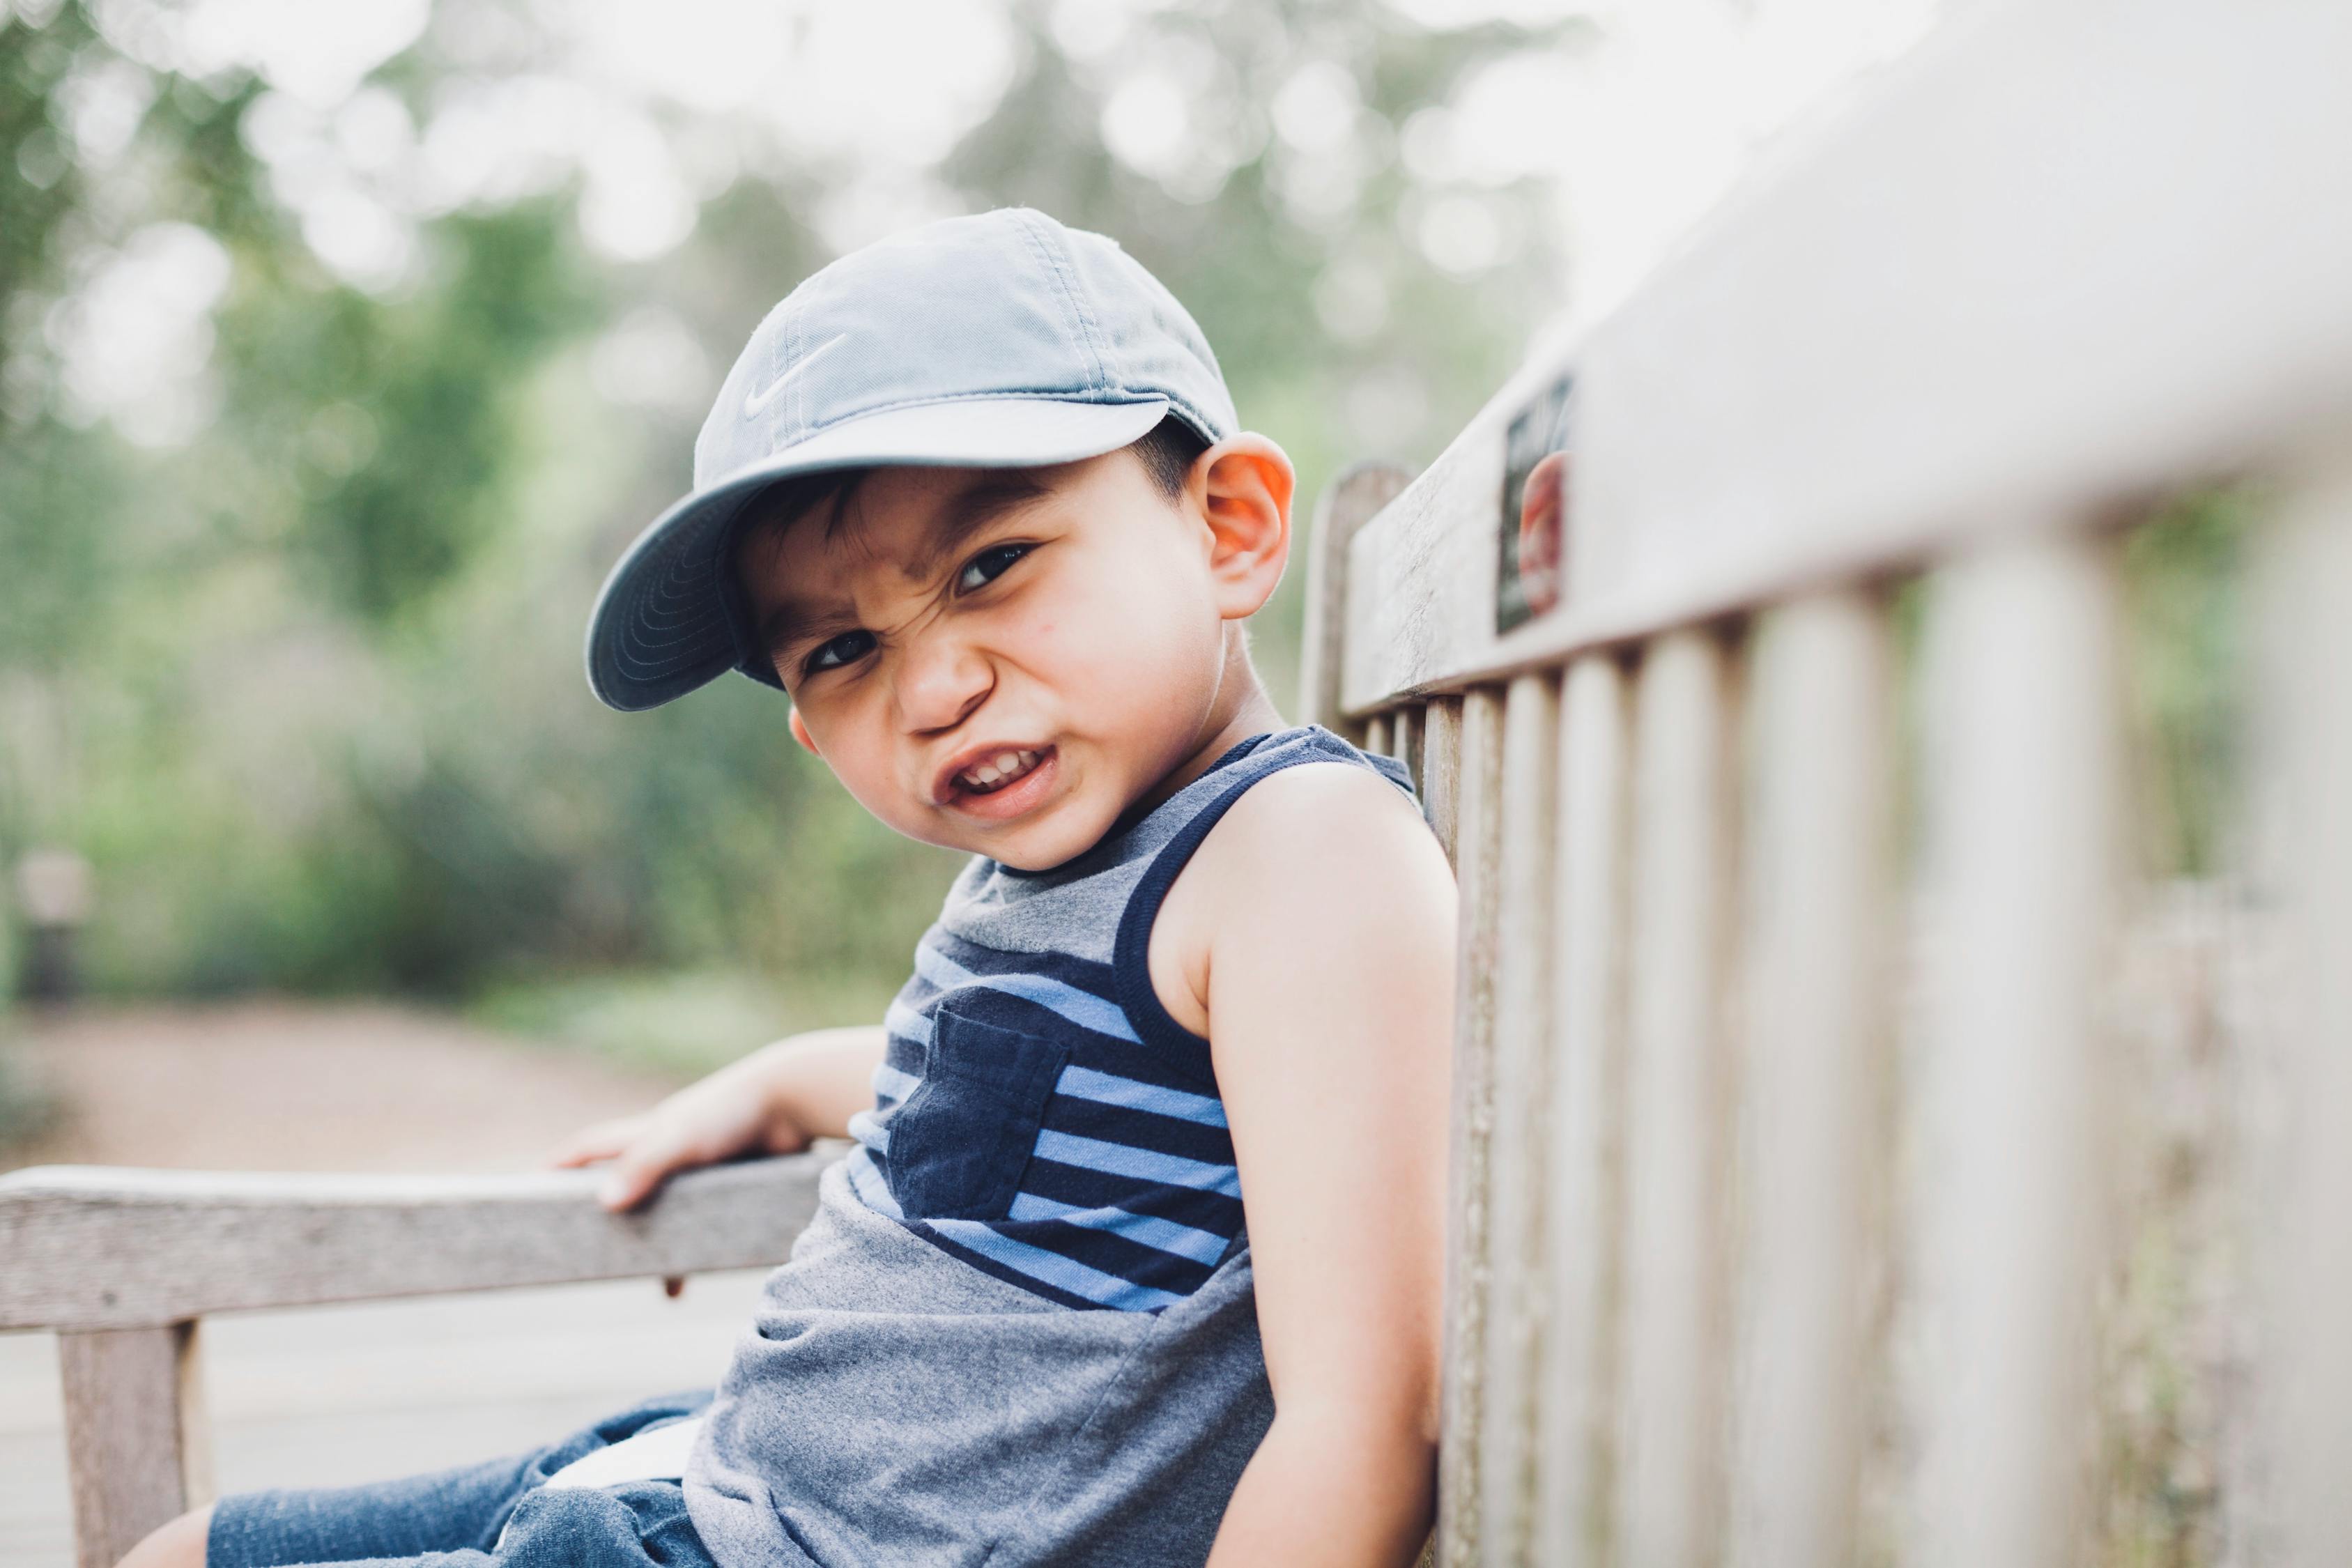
{"left": 122, "top": 207, "right": 1456, "bottom": 1568}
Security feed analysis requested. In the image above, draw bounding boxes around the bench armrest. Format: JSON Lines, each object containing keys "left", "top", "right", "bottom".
{"left": 0, "top": 1151, "right": 831, "bottom": 1332}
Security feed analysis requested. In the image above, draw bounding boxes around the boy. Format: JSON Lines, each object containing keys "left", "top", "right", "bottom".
{"left": 124, "top": 208, "right": 1456, "bottom": 1568}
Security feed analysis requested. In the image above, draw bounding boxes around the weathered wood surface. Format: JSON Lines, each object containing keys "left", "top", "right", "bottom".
{"left": 1417, "top": 700, "right": 1465, "bottom": 865}
{"left": 1616, "top": 630, "right": 1738, "bottom": 1568}
{"left": 1475, "top": 672, "right": 1560, "bottom": 1562}
{"left": 0, "top": 1154, "right": 827, "bottom": 1332}
{"left": 54, "top": 1324, "right": 208, "bottom": 1568}
{"left": 1729, "top": 592, "right": 1893, "bottom": 1568}
{"left": 1433, "top": 689, "right": 1503, "bottom": 1568}
{"left": 1339, "top": 0, "right": 2352, "bottom": 714}
{"left": 1302, "top": 462, "right": 1414, "bottom": 736}
{"left": 1392, "top": 705, "right": 1424, "bottom": 794}
{"left": 1912, "top": 532, "right": 2121, "bottom": 1568}
{"left": 1533, "top": 654, "right": 1631, "bottom": 1568}
{"left": 2250, "top": 440, "right": 2352, "bottom": 1565}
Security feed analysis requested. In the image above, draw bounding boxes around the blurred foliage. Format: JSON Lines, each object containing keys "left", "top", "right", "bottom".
{"left": 0, "top": 0, "right": 1567, "bottom": 1027}
{"left": 473, "top": 964, "right": 907, "bottom": 1080}
{"left": 2122, "top": 489, "right": 2246, "bottom": 881}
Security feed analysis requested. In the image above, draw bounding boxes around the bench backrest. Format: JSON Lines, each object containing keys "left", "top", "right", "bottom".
{"left": 1307, "top": 2, "right": 2352, "bottom": 1565}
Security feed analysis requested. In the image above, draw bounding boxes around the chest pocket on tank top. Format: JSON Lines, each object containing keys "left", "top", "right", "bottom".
{"left": 887, "top": 1004, "right": 1068, "bottom": 1220}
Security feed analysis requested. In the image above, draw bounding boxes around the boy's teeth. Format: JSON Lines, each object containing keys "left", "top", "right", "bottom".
{"left": 960, "top": 748, "right": 1038, "bottom": 793}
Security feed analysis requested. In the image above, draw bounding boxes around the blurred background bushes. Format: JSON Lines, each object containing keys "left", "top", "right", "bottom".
{"left": 0, "top": 0, "right": 1569, "bottom": 1040}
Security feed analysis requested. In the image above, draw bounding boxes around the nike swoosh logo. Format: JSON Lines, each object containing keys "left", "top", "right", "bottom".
{"left": 743, "top": 333, "right": 851, "bottom": 418}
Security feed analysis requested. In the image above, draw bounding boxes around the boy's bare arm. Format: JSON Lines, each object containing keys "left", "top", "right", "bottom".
{"left": 548, "top": 1024, "right": 886, "bottom": 1210}
{"left": 1158, "top": 762, "right": 1456, "bottom": 1568}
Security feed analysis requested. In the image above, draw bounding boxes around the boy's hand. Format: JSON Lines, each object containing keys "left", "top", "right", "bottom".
{"left": 547, "top": 1025, "right": 886, "bottom": 1211}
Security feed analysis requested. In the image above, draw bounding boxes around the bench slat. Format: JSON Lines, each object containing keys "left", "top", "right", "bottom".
{"left": 1302, "top": 462, "right": 1413, "bottom": 735}
{"left": 1616, "top": 630, "right": 1739, "bottom": 1568}
{"left": 1729, "top": 592, "right": 1895, "bottom": 1568}
{"left": 2251, "top": 443, "right": 2352, "bottom": 1562}
{"left": 0, "top": 1153, "right": 829, "bottom": 1332}
{"left": 1475, "top": 672, "right": 1562, "bottom": 1560}
{"left": 1434, "top": 689, "right": 1504, "bottom": 1567}
{"left": 1911, "top": 532, "right": 2121, "bottom": 1568}
{"left": 1534, "top": 655, "right": 1633, "bottom": 1568}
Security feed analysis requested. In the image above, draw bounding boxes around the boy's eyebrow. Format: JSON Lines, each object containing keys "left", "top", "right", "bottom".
{"left": 755, "top": 597, "right": 856, "bottom": 661}
{"left": 750, "top": 472, "right": 1055, "bottom": 657}
{"left": 905, "top": 471, "right": 1053, "bottom": 581}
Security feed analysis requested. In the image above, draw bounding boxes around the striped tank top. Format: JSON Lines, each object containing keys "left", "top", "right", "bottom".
{"left": 841, "top": 724, "right": 1415, "bottom": 1312}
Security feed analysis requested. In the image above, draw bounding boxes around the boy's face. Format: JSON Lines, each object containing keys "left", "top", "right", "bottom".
{"left": 737, "top": 440, "right": 1290, "bottom": 870}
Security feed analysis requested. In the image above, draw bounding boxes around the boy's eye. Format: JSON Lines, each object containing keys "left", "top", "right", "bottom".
{"left": 803, "top": 629, "right": 877, "bottom": 675}
{"left": 955, "top": 542, "right": 1030, "bottom": 593}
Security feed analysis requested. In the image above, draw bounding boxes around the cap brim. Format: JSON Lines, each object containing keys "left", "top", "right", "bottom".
{"left": 585, "top": 395, "right": 1172, "bottom": 712}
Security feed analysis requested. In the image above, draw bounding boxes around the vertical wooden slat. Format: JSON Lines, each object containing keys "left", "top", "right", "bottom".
{"left": 1302, "top": 462, "right": 1414, "bottom": 737}
{"left": 1437, "top": 688, "right": 1507, "bottom": 1568}
{"left": 1535, "top": 653, "right": 1635, "bottom": 1568}
{"left": 1396, "top": 705, "right": 1425, "bottom": 793}
{"left": 2249, "top": 440, "right": 2352, "bottom": 1566}
{"left": 1365, "top": 712, "right": 1394, "bottom": 756}
{"left": 59, "top": 1321, "right": 210, "bottom": 1568}
{"left": 1615, "top": 629, "right": 1741, "bottom": 1568}
{"left": 1422, "top": 699, "right": 1466, "bottom": 864}
{"left": 1477, "top": 672, "right": 1562, "bottom": 1563}
{"left": 1730, "top": 591, "right": 1896, "bottom": 1568}
{"left": 1912, "top": 530, "right": 2120, "bottom": 1568}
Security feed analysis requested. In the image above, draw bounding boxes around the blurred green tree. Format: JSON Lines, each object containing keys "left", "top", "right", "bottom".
{"left": 0, "top": 0, "right": 1567, "bottom": 1031}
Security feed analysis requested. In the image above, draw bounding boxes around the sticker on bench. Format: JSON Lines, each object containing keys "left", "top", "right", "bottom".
{"left": 1497, "top": 370, "right": 1572, "bottom": 633}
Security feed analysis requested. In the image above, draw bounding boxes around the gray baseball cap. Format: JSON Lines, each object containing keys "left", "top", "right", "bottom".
{"left": 584, "top": 207, "right": 1238, "bottom": 712}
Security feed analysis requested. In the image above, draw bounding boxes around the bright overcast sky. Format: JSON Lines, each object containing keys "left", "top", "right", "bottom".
{"left": 41, "top": 0, "right": 1944, "bottom": 441}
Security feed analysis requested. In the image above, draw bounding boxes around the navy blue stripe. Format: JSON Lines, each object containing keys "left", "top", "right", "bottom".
{"left": 1011, "top": 1154, "right": 1162, "bottom": 1212}
{"left": 1039, "top": 1094, "right": 1238, "bottom": 1167}
{"left": 1020, "top": 1152, "right": 1244, "bottom": 1224}
{"left": 907, "top": 985, "right": 1143, "bottom": 1060}
{"left": 881, "top": 1034, "right": 925, "bottom": 1076}
{"left": 927, "top": 930, "right": 1121, "bottom": 999}
{"left": 981, "top": 1218, "right": 1217, "bottom": 1294}
{"left": 1055, "top": 1031, "right": 1217, "bottom": 1095}
{"left": 908, "top": 1225, "right": 1116, "bottom": 1312}
{"left": 1018, "top": 1158, "right": 1244, "bottom": 1234}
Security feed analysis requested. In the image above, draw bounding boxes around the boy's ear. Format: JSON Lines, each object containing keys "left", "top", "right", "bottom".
{"left": 787, "top": 705, "right": 821, "bottom": 755}
{"left": 1190, "top": 433, "right": 1295, "bottom": 621}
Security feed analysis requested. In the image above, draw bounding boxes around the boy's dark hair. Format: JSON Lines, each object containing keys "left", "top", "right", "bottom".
{"left": 738, "top": 413, "right": 1210, "bottom": 556}
{"left": 1125, "top": 412, "right": 1213, "bottom": 499}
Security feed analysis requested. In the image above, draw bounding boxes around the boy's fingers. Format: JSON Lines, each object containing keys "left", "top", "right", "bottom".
{"left": 547, "top": 1120, "right": 634, "bottom": 1168}
{"left": 598, "top": 1138, "right": 689, "bottom": 1211}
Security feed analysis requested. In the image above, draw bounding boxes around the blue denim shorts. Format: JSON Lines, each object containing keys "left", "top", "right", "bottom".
{"left": 206, "top": 1388, "right": 718, "bottom": 1567}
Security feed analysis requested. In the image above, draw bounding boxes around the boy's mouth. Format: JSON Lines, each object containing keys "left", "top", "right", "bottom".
{"left": 936, "top": 743, "right": 1058, "bottom": 818}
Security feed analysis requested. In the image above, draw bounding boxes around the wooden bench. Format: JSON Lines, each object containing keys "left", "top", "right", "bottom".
{"left": 10, "top": 1, "right": 2352, "bottom": 1565}
{"left": 0, "top": 1157, "right": 827, "bottom": 1567}
{"left": 1291, "top": 1, "right": 2352, "bottom": 1565}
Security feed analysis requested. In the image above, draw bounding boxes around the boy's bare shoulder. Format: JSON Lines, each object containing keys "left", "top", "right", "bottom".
{"left": 1199, "top": 758, "right": 1444, "bottom": 888}
{"left": 1150, "top": 759, "right": 1454, "bottom": 1036}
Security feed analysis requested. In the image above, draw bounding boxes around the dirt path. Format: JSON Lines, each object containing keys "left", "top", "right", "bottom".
{"left": 3, "top": 999, "right": 684, "bottom": 1174}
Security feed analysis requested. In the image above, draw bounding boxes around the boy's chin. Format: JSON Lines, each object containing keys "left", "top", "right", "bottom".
{"left": 927, "top": 797, "right": 1117, "bottom": 873}
{"left": 948, "top": 817, "right": 1098, "bottom": 873}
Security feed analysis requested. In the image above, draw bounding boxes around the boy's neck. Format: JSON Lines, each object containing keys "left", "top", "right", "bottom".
{"left": 1125, "top": 663, "right": 1289, "bottom": 824}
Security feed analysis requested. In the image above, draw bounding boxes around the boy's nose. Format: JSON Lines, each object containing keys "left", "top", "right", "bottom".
{"left": 895, "top": 635, "right": 992, "bottom": 735}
